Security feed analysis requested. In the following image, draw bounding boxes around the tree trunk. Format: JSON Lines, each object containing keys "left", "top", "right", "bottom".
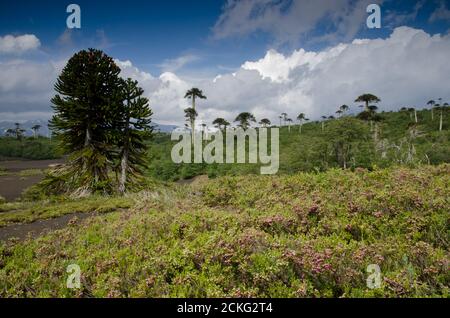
{"left": 83, "top": 126, "right": 94, "bottom": 179}
{"left": 322, "top": 122, "right": 324, "bottom": 132}
{"left": 431, "top": 108, "right": 434, "bottom": 121}
{"left": 439, "top": 110, "right": 443, "bottom": 132}
{"left": 192, "top": 96, "right": 196, "bottom": 144}
{"left": 119, "top": 115, "right": 131, "bottom": 195}
{"left": 190, "top": 119, "right": 195, "bottom": 144}
{"left": 414, "top": 109, "right": 418, "bottom": 123}
{"left": 119, "top": 147, "right": 128, "bottom": 195}
{"left": 84, "top": 126, "right": 92, "bottom": 146}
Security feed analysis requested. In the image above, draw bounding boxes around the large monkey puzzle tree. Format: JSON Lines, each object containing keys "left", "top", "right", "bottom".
{"left": 50, "top": 49, "right": 123, "bottom": 191}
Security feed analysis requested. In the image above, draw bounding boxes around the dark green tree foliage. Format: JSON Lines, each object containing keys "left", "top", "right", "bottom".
{"left": 184, "top": 88, "right": 206, "bottom": 142}
{"left": 212, "top": 118, "right": 230, "bottom": 130}
{"left": 355, "top": 93, "right": 381, "bottom": 111}
{"left": 184, "top": 88, "right": 207, "bottom": 111}
{"left": 50, "top": 49, "right": 122, "bottom": 191}
{"left": 13, "top": 123, "right": 25, "bottom": 141}
{"left": 259, "top": 118, "right": 271, "bottom": 127}
{"left": 31, "top": 125, "right": 41, "bottom": 138}
{"left": 325, "top": 117, "right": 371, "bottom": 169}
{"left": 49, "top": 49, "right": 152, "bottom": 194}
{"left": 117, "top": 78, "right": 153, "bottom": 194}
{"left": 234, "top": 112, "right": 256, "bottom": 130}
{"left": 184, "top": 107, "right": 198, "bottom": 131}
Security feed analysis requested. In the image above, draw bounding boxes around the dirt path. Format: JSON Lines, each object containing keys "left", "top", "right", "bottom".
{"left": 0, "top": 212, "right": 98, "bottom": 242}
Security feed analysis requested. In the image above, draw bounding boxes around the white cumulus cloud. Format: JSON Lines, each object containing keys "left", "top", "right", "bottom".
{"left": 116, "top": 60, "right": 191, "bottom": 125}
{"left": 82, "top": 27, "right": 450, "bottom": 127}
{"left": 0, "top": 59, "right": 62, "bottom": 118}
{"left": 1, "top": 27, "right": 449, "bottom": 128}
{"left": 121, "top": 26, "right": 448, "bottom": 127}
{"left": 0, "top": 34, "right": 41, "bottom": 54}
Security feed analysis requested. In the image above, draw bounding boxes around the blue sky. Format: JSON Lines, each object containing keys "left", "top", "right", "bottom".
{"left": 1, "top": 0, "right": 257, "bottom": 75}
{"left": 1, "top": 0, "right": 449, "bottom": 75}
{"left": 0, "top": 0, "right": 449, "bottom": 124}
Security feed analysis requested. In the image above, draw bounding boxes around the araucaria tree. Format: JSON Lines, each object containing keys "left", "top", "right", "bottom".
{"left": 281, "top": 113, "right": 288, "bottom": 126}
{"left": 50, "top": 49, "right": 123, "bottom": 191}
{"left": 117, "top": 78, "right": 153, "bottom": 194}
{"left": 297, "top": 113, "right": 307, "bottom": 133}
{"left": 339, "top": 104, "right": 349, "bottom": 116}
{"left": 287, "top": 118, "right": 293, "bottom": 132}
{"left": 259, "top": 118, "right": 271, "bottom": 128}
{"left": 13, "top": 123, "right": 25, "bottom": 140}
{"left": 235, "top": 112, "right": 256, "bottom": 130}
{"left": 184, "top": 107, "right": 198, "bottom": 140}
{"left": 212, "top": 118, "right": 230, "bottom": 130}
{"left": 184, "top": 88, "right": 206, "bottom": 141}
{"left": 31, "top": 125, "right": 41, "bottom": 138}
{"left": 357, "top": 104, "right": 381, "bottom": 132}
{"left": 436, "top": 103, "right": 448, "bottom": 132}
{"left": 427, "top": 100, "right": 435, "bottom": 120}
{"left": 50, "top": 49, "right": 152, "bottom": 194}
{"left": 355, "top": 93, "right": 381, "bottom": 111}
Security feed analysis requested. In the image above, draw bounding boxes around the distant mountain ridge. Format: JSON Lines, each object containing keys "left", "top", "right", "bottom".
{"left": 0, "top": 120, "right": 178, "bottom": 136}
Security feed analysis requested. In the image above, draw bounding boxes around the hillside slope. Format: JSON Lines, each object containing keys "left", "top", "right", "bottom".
{"left": 147, "top": 109, "right": 449, "bottom": 181}
{"left": 1, "top": 165, "right": 448, "bottom": 297}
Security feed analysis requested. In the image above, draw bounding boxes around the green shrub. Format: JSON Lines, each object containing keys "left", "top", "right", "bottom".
{"left": 0, "top": 165, "right": 448, "bottom": 297}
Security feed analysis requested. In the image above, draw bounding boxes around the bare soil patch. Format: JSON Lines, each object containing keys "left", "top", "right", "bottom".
{"left": 0, "top": 212, "right": 97, "bottom": 242}
{"left": 0, "top": 175, "right": 43, "bottom": 201}
{"left": 0, "top": 159, "right": 64, "bottom": 201}
{"left": 0, "top": 159, "right": 64, "bottom": 172}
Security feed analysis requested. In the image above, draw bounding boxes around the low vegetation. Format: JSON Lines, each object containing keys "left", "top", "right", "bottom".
{"left": 0, "top": 165, "right": 448, "bottom": 297}
{"left": 0, "top": 137, "right": 61, "bottom": 160}
{"left": 0, "top": 195, "right": 135, "bottom": 228}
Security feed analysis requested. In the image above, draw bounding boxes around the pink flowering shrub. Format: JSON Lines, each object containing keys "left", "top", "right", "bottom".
{"left": 0, "top": 165, "right": 448, "bottom": 297}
